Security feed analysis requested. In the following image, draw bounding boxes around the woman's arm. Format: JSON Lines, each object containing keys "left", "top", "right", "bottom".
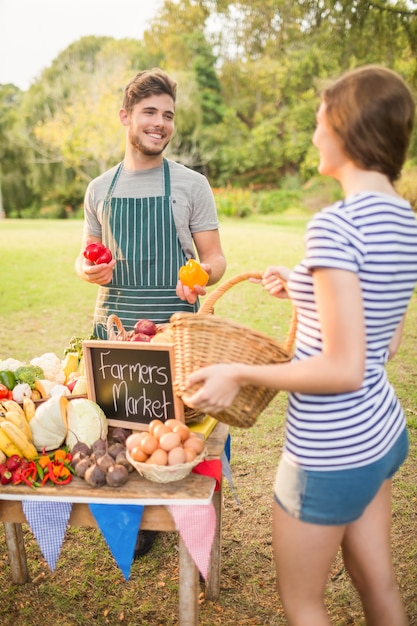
{"left": 183, "top": 267, "right": 366, "bottom": 414}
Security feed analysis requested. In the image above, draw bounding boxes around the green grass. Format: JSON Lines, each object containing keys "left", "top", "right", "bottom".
{"left": 0, "top": 217, "right": 416, "bottom": 625}
{"left": 0, "top": 217, "right": 306, "bottom": 361}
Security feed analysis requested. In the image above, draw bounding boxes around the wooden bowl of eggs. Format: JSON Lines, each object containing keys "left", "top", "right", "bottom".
{"left": 125, "top": 419, "right": 207, "bottom": 483}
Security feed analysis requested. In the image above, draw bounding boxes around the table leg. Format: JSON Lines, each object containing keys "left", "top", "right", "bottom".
{"left": 179, "top": 534, "right": 199, "bottom": 626}
{"left": 204, "top": 480, "right": 222, "bottom": 600}
{"left": 3, "top": 522, "right": 29, "bottom": 584}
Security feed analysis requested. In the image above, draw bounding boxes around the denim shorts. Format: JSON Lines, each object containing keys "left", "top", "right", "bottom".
{"left": 273, "top": 428, "right": 409, "bottom": 525}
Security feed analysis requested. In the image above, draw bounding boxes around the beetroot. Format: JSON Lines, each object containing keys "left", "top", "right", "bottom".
{"left": 106, "top": 464, "right": 129, "bottom": 487}
{"left": 84, "top": 464, "right": 107, "bottom": 487}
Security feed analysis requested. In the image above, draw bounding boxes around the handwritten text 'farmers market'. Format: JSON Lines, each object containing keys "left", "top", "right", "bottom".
{"left": 98, "top": 351, "right": 172, "bottom": 419}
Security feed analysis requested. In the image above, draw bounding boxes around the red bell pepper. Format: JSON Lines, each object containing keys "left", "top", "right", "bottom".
{"left": 0, "top": 383, "right": 9, "bottom": 400}
{"left": 83, "top": 242, "right": 112, "bottom": 264}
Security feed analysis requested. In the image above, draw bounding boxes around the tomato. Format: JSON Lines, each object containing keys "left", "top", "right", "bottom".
{"left": 0, "top": 383, "right": 9, "bottom": 400}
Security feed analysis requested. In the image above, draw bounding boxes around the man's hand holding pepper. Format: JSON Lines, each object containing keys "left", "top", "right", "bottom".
{"left": 83, "top": 257, "right": 116, "bottom": 285}
{"left": 77, "top": 239, "right": 116, "bottom": 285}
{"left": 176, "top": 261, "right": 210, "bottom": 304}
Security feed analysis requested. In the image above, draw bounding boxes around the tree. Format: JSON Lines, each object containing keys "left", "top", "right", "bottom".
{"left": 0, "top": 84, "right": 33, "bottom": 216}
{"left": 1, "top": 0, "right": 417, "bottom": 213}
{"left": 6, "top": 37, "right": 159, "bottom": 215}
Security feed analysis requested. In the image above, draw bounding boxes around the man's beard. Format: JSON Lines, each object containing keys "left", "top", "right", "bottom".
{"left": 129, "top": 130, "right": 170, "bottom": 156}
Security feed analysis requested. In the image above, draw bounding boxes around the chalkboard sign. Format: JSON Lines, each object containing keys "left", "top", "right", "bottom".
{"left": 82, "top": 340, "right": 184, "bottom": 430}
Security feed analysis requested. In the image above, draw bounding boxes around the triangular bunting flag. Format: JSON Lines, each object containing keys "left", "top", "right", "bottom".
{"left": 168, "top": 503, "right": 216, "bottom": 580}
{"left": 89, "top": 503, "right": 144, "bottom": 580}
{"left": 225, "top": 433, "right": 231, "bottom": 461}
{"left": 192, "top": 459, "right": 222, "bottom": 490}
{"left": 22, "top": 500, "right": 72, "bottom": 571}
{"left": 221, "top": 449, "right": 240, "bottom": 506}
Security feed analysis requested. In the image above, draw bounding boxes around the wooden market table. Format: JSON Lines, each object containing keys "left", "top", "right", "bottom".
{"left": 0, "top": 421, "right": 229, "bottom": 626}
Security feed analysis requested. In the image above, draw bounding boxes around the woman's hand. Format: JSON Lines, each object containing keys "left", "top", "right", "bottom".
{"left": 182, "top": 363, "right": 242, "bottom": 415}
{"left": 262, "top": 266, "right": 291, "bottom": 298}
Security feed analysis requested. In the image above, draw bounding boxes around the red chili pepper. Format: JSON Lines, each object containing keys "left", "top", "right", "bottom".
{"left": 12, "top": 467, "right": 24, "bottom": 485}
{"left": 18, "top": 462, "right": 39, "bottom": 488}
{"left": 46, "top": 461, "right": 72, "bottom": 485}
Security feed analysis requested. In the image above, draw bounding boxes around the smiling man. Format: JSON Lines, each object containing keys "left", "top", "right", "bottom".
{"left": 75, "top": 68, "right": 226, "bottom": 557}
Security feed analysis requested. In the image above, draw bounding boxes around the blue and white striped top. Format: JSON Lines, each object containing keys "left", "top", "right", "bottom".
{"left": 286, "top": 192, "right": 417, "bottom": 470}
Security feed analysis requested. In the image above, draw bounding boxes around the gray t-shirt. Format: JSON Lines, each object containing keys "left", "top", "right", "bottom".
{"left": 83, "top": 159, "right": 219, "bottom": 259}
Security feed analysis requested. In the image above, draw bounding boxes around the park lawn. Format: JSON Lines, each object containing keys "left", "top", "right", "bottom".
{"left": 0, "top": 217, "right": 416, "bottom": 625}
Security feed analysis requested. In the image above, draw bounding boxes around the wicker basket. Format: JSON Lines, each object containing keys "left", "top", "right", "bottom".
{"left": 125, "top": 447, "right": 207, "bottom": 483}
{"left": 105, "top": 314, "right": 202, "bottom": 423}
{"left": 170, "top": 271, "right": 297, "bottom": 429}
{"left": 107, "top": 314, "right": 132, "bottom": 341}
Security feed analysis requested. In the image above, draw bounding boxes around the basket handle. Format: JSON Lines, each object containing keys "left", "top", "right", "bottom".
{"left": 107, "top": 314, "right": 129, "bottom": 341}
{"left": 198, "top": 271, "right": 297, "bottom": 354}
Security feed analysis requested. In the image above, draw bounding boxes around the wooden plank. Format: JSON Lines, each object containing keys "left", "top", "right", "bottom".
{"left": 205, "top": 422, "right": 229, "bottom": 458}
{"left": 3, "top": 523, "right": 29, "bottom": 584}
{"left": 0, "top": 472, "right": 215, "bottom": 506}
{"left": 179, "top": 535, "right": 199, "bottom": 626}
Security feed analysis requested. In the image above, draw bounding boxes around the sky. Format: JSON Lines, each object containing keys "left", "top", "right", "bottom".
{"left": 0, "top": 0, "right": 164, "bottom": 90}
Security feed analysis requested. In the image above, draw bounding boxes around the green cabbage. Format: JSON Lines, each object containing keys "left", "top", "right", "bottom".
{"left": 65, "top": 399, "right": 108, "bottom": 449}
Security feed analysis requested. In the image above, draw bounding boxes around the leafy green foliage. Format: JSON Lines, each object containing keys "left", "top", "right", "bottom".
{"left": 1, "top": 0, "right": 417, "bottom": 216}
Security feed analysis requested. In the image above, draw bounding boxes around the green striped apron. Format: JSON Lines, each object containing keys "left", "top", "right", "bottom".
{"left": 93, "top": 159, "right": 198, "bottom": 339}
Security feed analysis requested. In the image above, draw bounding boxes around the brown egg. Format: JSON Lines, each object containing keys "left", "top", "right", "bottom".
{"left": 130, "top": 446, "right": 149, "bottom": 463}
{"left": 183, "top": 447, "right": 197, "bottom": 463}
{"left": 147, "top": 448, "right": 168, "bottom": 465}
{"left": 140, "top": 434, "right": 158, "bottom": 456}
{"left": 183, "top": 436, "right": 205, "bottom": 455}
{"left": 126, "top": 432, "right": 146, "bottom": 452}
{"left": 159, "top": 431, "right": 182, "bottom": 451}
{"left": 148, "top": 419, "right": 164, "bottom": 437}
{"left": 171, "top": 422, "right": 190, "bottom": 442}
{"left": 153, "top": 423, "right": 170, "bottom": 440}
{"left": 165, "top": 418, "right": 184, "bottom": 431}
{"left": 168, "top": 446, "right": 186, "bottom": 466}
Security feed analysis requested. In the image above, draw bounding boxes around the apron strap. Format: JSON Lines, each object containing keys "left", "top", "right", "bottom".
{"left": 103, "top": 162, "right": 123, "bottom": 213}
{"left": 162, "top": 158, "right": 171, "bottom": 196}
